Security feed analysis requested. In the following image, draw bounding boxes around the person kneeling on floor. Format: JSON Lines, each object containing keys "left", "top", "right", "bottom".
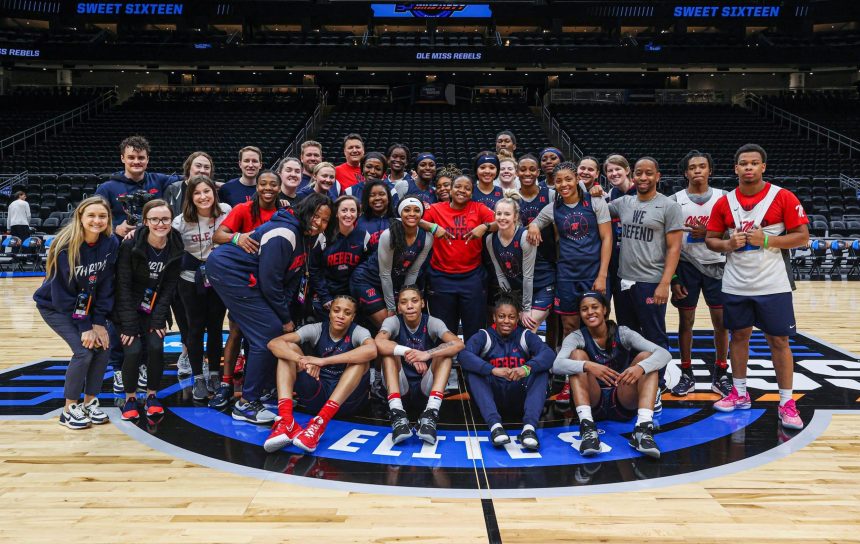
{"left": 264, "top": 295, "right": 377, "bottom": 453}
{"left": 458, "top": 292, "right": 555, "bottom": 450}
{"left": 553, "top": 292, "right": 670, "bottom": 459}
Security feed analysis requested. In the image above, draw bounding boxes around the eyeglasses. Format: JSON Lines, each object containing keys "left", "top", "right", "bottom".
{"left": 147, "top": 217, "right": 172, "bottom": 225}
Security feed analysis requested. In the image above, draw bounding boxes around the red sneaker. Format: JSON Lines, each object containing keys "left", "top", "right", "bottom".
{"left": 263, "top": 417, "right": 303, "bottom": 453}
{"left": 293, "top": 416, "right": 328, "bottom": 453}
{"left": 555, "top": 382, "right": 571, "bottom": 405}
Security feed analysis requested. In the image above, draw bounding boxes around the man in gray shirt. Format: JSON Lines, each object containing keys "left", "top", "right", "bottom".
{"left": 608, "top": 157, "right": 684, "bottom": 397}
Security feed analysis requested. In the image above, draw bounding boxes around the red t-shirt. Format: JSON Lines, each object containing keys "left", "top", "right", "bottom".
{"left": 221, "top": 201, "right": 277, "bottom": 233}
{"left": 335, "top": 163, "right": 364, "bottom": 190}
{"left": 424, "top": 201, "right": 495, "bottom": 274}
{"left": 708, "top": 183, "right": 809, "bottom": 234}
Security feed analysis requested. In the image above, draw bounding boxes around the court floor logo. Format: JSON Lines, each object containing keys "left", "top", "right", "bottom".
{"left": 2, "top": 330, "right": 858, "bottom": 498}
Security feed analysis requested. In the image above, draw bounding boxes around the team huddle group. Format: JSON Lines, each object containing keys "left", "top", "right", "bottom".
{"left": 33, "top": 130, "right": 811, "bottom": 460}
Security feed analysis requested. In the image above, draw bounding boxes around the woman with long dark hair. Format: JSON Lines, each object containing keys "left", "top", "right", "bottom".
{"left": 357, "top": 178, "right": 396, "bottom": 254}
{"left": 172, "top": 175, "right": 233, "bottom": 408}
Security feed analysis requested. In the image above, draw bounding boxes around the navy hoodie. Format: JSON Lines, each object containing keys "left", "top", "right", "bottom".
{"left": 33, "top": 234, "right": 119, "bottom": 333}
{"left": 458, "top": 326, "right": 555, "bottom": 377}
{"left": 95, "top": 172, "right": 180, "bottom": 227}
{"left": 308, "top": 227, "right": 370, "bottom": 305}
{"left": 207, "top": 208, "right": 306, "bottom": 325}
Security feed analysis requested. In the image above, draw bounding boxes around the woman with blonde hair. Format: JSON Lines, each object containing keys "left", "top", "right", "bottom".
{"left": 34, "top": 197, "right": 118, "bottom": 429}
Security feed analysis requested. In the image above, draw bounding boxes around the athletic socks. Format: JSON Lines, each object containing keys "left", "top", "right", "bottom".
{"left": 221, "top": 375, "right": 232, "bottom": 385}
{"left": 425, "top": 391, "right": 444, "bottom": 412}
{"left": 576, "top": 405, "right": 593, "bottom": 423}
{"left": 387, "top": 393, "right": 404, "bottom": 412}
{"left": 733, "top": 378, "right": 747, "bottom": 397}
{"left": 779, "top": 389, "right": 793, "bottom": 407}
{"left": 680, "top": 360, "right": 692, "bottom": 372}
{"left": 636, "top": 408, "right": 654, "bottom": 427}
{"left": 318, "top": 399, "right": 340, "bottom": 423}
{"left": 277, "top": 398, "right": 293, "bottom": 422}
{"left": 715, "top": 359, "right": 729, "bottom": 371}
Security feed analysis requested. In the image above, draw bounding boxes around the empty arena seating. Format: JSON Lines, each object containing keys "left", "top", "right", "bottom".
{"left": 552, "top": 103, "right": 860, "bottom": 179}
{"left": 0, "top": 87, "right": 107, "bottom": 140}
{"left": 764, "top": 93, "right": 860, "bottom": 142}
{"left": 0, "top": 90, "right": 313, "bottom": 175}
{"left": 314, "top": 103, "right": 552, "bottom": 173}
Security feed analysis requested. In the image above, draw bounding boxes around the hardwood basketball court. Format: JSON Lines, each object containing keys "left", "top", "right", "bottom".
{"left": 1, "top": 277, "right": 859, "bottom": 543}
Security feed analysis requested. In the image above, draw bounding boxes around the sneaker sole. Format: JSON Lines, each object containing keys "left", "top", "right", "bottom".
{"left": 779, "top": 417, "right": 804, "bottom": 430}
{"left": 634, "top": 444, "right": 661, "bottom": 459}
{"left": 59, "top": 419, "right": 90, "bottom": 429}
{"left": 263, "top": 435, "right": 292, "bottom": 453}
{"left": 231, "top": 412, "right": 275, "bottom": 425}
{"left": 579, "top": 446, "right": 601, "bottom": 456}
{"left": 391, "top": 430, "right": 413, "bottom": 445}
{"left": 121, "top": 414, "right": 140, "bottom": 421}
{"left": 416, "top": 431, "right": 437, "bottom": 445}
{"left": 492, "top": 437, "right": 511, "bottom": 447}
{"left": 521, "top": 441, "right": 540, "bottom": 451}
{"left": 713, "top": 402, "right": 752, "bottom": 413}
{"left": 208, "top": 399, "right": 231, "bottom": 410}
{"left": 671, "top": 385, "right": 695, "bottom": 396}
{"left": 292, "top": 440, "right": 317, "bottom": 454}
{"left": 89, "top": 417, "right": 110, "bottom": 425}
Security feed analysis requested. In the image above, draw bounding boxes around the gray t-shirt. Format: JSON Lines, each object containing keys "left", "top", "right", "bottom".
{"left": 552, "top": 325, "right": 671, "bottom": 376}
{"left": 380, "top": 315, "right": 450, "bottom": 346}
{"left": 608, "top": 193, "right": 684, "bottom": 283}
{"left": 296, "top": 321, "right": 372, "bottom": 349}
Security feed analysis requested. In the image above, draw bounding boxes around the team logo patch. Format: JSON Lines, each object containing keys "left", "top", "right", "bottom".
{"left": 3, "top": 331, "right": 858, "bottom": 498}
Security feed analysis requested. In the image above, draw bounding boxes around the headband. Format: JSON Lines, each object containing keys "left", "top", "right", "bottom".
{"left": 578, "top": 291, "right": 607, "bottom": 305}
{"left": 416, "top": 152, "right": 436, "bottom": 165}
{"left": 397, "top": 197, "right": 425, "bottom": 217}
{"left": 475, "top": 154, "right": 499, "bottom": 169}
{"left": 540, "top": 147, "right": 564, "bottom": 162}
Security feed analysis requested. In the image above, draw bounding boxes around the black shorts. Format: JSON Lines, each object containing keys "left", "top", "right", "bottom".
{"left": 593, "top": 387, "right": 636, "bottom": 422}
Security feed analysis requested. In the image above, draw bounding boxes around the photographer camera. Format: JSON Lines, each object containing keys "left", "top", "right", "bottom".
{"left": 96, "top": 135, "right": 182, "bottom": 238}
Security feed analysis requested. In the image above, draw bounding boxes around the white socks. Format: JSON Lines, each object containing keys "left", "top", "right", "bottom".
{"left": 636, "top": 408, "right": 654, "bottom": 427}
{"left": 576, "top": 405, "right": 593, "bottom": 422}
{"left": 733, "top": 378, "right": 747, "bottom": 397}
{"left": 779, "top": 389, "right": 793, "bottom": 407}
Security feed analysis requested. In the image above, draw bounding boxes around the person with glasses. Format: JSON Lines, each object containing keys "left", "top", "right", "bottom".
{"left": 114, "top": 199, "right": 184, "bottom": 423}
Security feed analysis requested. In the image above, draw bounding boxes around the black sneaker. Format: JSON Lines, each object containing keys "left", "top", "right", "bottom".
{"left": 671, "top": 371, "right": 696, "bottom": 396}
{"left": 629, "top": 421, "right": 661, "bottom": 459}
{"left": 490, "top": 426, "right": 510, "bottom": 447}
{"left": 518, "top": 428, "right": 540, "bottom": 451}
{"left": 416, "top": 408, "right": 439, "bottom": 445}
{"left": 208, "top": 382, "right": 234, "bottom": 410}
{"left": 389, "top": 408, "right": 413, "bottom": 445}
{"left": 579, "top": 419, "right": 601, "bottom": 456}
{"left": 711, "top": 372, "right": 732, "bottom": 397}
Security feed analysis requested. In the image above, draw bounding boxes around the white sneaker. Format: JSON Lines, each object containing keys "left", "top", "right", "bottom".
{"left": 176, "top": 352, "right": 192, "bottom": 375}
{"left": 137, "top": 365, "right": 147, "bottom": 391}
{"left": 113, "top": 370, "right": 124, "bottom": 394}
{"left": 83, "top": 398, "right": 109, "bottom": 425}
{"left": 59, "top": 403, "right": 91, "bottom": 429}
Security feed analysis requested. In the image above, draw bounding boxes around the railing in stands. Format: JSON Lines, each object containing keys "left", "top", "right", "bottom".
{"left": 741, "top": 92, "right": 860, "bottom": 159}
{"left": 0, "top": 88, "right": 117, "bottom": 161}
{"left": 549, "top": 88, "right": 727, "bottom": 104}
{"left": 272, "top": 90, "right": 328, "bottom": 170}
{"left": 536, "top": 91, "right": 583, "bottom": 163}
{"left": 841, "top": 173, "right": 860, "bottom": 192}
{"left": 0, "top": 171, "right": 29, "bottom": 198}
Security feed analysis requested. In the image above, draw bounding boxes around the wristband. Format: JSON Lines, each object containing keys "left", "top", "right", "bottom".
{"left": 393, "top": 345, "right": 410, "bottom": 357}
{"left": 763, "top": 234, "right": 769, "bottom": 249}
{"left": 430, "top": 223, "right": 439, "bottom": 235}
{"left": 231, "top": 232, "right": 240, "bottom": 245}
{"left": 522, "top": 365, "right": 531, "bottom": 377}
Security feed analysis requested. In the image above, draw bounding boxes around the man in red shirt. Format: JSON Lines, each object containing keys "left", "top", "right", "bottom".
{"left": 705, "top": 143, "right": 809, "bottom": 430}
{"left": 335, "top": 133, "right": 366, "bottom": 190}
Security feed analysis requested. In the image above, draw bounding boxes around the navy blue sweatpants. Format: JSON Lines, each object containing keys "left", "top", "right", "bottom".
{"left": 615, "top": 281, "right": 668, "bottom": 386}
{"left": 427, "top": 266, "right": 486, "bottom": 341}
{"left": 207, "top": 263, "right": 282, "bottom": 403}
{"left": 465, "top": 370, "right": 549, "bottom": 428}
